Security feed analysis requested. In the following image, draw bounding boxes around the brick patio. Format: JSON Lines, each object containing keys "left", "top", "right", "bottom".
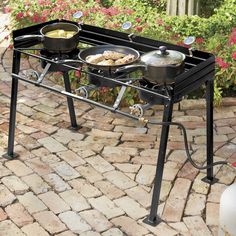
{"left": 0, "top": 11, "right": 236, "bottom": 236}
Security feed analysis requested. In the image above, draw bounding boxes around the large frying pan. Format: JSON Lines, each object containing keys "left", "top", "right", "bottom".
{"left": 78, "top": 45, "right": 140, "bottom": 71}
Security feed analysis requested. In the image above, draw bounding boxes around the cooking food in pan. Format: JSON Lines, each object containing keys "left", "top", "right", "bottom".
{"left": 85, "top": 50, "right": 136, "bottom": 66}
{"left": 78, "top": 45, "right": 140, "bottom": 70}
{"left": 45, "top": 29, "right": 77, "bottom": 39}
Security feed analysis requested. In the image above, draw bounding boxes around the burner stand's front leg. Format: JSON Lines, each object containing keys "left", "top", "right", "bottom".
{"left": 202, "top": 79, "right": 218, "bottom": 184}
{"left": 143, "top": 99, "right": 173, "bottom": 226}
{"left": 63, "top": 72, "right": 78, "bottom": 130}
{"left": 3, "top": 51, "right": 21, "bottom": 159}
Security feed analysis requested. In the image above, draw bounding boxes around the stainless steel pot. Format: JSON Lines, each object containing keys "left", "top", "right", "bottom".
{"left": 116, "top": 46, "right": 186, "bottom": 84}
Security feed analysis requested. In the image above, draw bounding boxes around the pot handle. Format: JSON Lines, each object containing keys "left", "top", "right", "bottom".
{"left": 115, "top": 64, "right": 147, "bottom": 74}
{"left": 14, "top": 35, "right": 43, "bottom": 42}
{"left": 166, "top": 62, "right": 183, "bottom": 68}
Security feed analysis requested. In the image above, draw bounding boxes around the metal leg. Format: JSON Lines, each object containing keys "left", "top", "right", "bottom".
{"left": 143, "top": 99, "right": 173, "bottom": 226}
{"left": 63, "top": 72, "right": 78, "bottom": 129}
{"left": 202, "top": 79, "right": 218, "bottom": 184}
{"left": 2, "top": 51, "right": 21, "bottom": 159}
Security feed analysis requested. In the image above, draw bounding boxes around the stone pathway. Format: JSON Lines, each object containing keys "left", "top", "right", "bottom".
{"left": 1, "top": 11, "right": 236, "bottom": 236}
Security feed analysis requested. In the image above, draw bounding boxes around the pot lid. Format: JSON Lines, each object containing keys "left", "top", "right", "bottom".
{"left": 141, "top": 46, "right": 185, "bottom": 66}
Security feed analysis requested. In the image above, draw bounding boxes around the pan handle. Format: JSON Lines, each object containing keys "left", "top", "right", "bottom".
{"left": 115, "top": 64, "right": 147, "bottom": 74}
{"left": 14, "top": 35, "right": 43, "bottom": 41}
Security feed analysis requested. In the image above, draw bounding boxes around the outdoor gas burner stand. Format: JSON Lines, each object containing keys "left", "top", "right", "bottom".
{"left": 3, "top": 20, "right": 218, "bottom": 226}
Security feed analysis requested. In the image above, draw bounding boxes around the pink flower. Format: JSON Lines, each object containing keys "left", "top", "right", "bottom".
{"left": 135, "top": 18, "right": 141, "bottom": 23}
{"left": 229, "top": 29, "right": 236, "bottom": 45}
{"left": 90, "top": 7, "right": 98, "bottom": 13}
{"left": 232, "top": 51, "right": 236, "bottom": 60}
{"left": 111, "top": 23, "right": 119, "bottom": 29}
{"left": 215, "top": 57, "right": 230, "bottom": 69}
{"left": 100, "top": 87, "right": 109, "bottom": 93}
{"left": 42, "top": 9, "right": 50, "bottom": 17}
{"left": 3, "top": 7, "right": 11, "bottom": 13}
{"left": 75, "top": 70, "right": 81, "bottom": 78}
{"left": 124, "top": 9, "right": 134, "bottom": 15}
{"left": 156, "top": 19, "right": 164, "bottom": 26}
{"left": 196, "top": 37, "right": 204, "bottom": 44}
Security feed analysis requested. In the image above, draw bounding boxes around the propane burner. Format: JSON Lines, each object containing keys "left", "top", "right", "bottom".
{"left": 138, "top": 78, "right": 176, "bottom": 105}
{"left": 40, "top": 48, "right": 81, "bottom": 72}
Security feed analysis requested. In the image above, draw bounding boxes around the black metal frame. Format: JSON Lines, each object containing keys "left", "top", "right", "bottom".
{"left": 2, "top": 50, "right": 21, "bottom": 159}
{"left": 62, "top": 71, "right": 78, "bottom": 129}
{"left": 2, "top": 19, "right": 218, "bottom": 226}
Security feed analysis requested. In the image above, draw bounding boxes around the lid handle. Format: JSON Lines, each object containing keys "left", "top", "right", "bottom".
{"left": 159, "top": 46, "right": 168, "bottom": 55}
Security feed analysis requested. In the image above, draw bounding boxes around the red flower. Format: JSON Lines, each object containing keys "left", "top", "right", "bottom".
{"left": 8, "top": 44, "right": 13, "bottom": 49}
{"left": 232, "top": 51, "right": 236, "bottom": 60}
{"left": 135, "top": 18, "right": 141, "bottom": 23}
{"left": 215, "top": 57, "right": 230, "bottom": 69}
{"left": 83, "top": 10, "right": 89, "bottom": 17}
{"left": 135, "top": 26, "right": 143, "bottom": 32}
{"left": 41, "top": 16, "right": 47, "bottom": 22}
{"left": 32, "top": 13, "right": 40, "bottom": 23}
{"left": 16, "top": 12, "right": 24, "bottom": 20}
{"left": 196, "top": 37, "right": 204, "bottom": 44}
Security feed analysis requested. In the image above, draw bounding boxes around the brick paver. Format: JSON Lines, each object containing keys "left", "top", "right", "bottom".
{"left": 17, "top": 192, "right": 48, "bottom": 214}
{"left": 21, "top": 222, "right": 50, "bottom": 236}
{"left": 59, "top": 211, "right": 91, "bottom": 234}
{"left": 1, "top": 175, "right": 29, "bottom": 194}
{"left": 5, "top": 203, "right": 34, "bottom": 227}
{"left": 0, "top": 10, "right": 236, "bottom": 235}
{"left": 80, "top": 209, "right": 112, "bottom": 232}
{"left": 33, "top": 211, "right": 67, "bottom": 234}
{"left": 0, "top": 185, "right": 16, "bottom": 207}
{"left": 38, "top": 191, "right": 70, "bottom": 214}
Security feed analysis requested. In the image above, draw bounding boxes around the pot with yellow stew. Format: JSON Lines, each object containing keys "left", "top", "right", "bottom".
{"left": 14, "top": 22, "right": 80, "bottom": 53}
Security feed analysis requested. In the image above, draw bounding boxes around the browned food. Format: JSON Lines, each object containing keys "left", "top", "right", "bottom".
{"left": 115, "top": 54, "right": 135, "bottom": 65}
{"left": 103, "top": 50, "right": 126, "bottom": 60}
{"left": 86, "top": 54, "right": 105, "bottom": 64}
{"left": 97, "top": 59, "right": 115, "bottom": 66}
{"left": 85, "top": 50, "right": 135, "bottom": 66}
